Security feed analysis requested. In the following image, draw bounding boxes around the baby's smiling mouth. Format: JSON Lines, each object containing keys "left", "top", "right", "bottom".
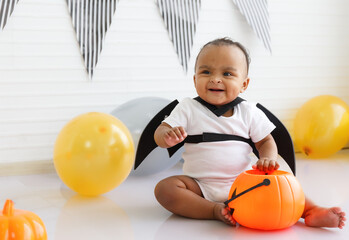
{"left": 209, "top": 88, "right": 224, "bottom": 92}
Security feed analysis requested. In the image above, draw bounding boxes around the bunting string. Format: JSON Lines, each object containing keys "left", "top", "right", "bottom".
{"left": 1, "top": 0, "right": 271, "bottom": 76}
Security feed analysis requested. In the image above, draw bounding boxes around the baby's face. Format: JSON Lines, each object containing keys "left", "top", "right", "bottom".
{"left": 193, "top": 45, "right": 249, "bottom": 107}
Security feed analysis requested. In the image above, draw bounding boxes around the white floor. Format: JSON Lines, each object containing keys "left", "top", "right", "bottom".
{"left": 1, "top": 150, "right": 349, "bottom": 240}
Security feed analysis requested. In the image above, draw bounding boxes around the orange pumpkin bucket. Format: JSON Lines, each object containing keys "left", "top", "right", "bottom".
{"left": 0, "top": 199, "right": 47, "bottom": 240}
{"left": 225, "top": 170, "right": 305, "bottom": 230}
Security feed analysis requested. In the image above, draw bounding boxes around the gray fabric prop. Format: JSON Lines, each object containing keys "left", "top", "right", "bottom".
{"left": 66, "top": 0, "right": 118, "bottom": 79}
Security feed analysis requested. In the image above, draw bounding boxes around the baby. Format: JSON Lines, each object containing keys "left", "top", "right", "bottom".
{"left": 154, "top": 37, "right": 346, "bottom": 228}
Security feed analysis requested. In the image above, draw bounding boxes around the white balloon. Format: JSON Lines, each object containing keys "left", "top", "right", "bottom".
{"left": 111, "top": 97, "right": 183, "bottom": 176}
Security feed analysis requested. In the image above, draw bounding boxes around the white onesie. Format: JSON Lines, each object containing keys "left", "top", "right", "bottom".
{"left": 163, "top": 98, "right": 275, "bottom": 203}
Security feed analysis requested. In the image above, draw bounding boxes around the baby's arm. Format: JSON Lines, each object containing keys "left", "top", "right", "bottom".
{"left": 154, "top": 122, "right": 187, "bottom": 148}
{"left": 252, "top": 134, "right": 280, "bottom": 172}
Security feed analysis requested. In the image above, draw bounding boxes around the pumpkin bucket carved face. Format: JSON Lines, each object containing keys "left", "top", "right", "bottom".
{"left": 226, "top": 170, "right": 305, "bottom": 230}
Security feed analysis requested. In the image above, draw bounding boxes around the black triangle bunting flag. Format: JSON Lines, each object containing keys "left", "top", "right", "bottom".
{"left": 157, "top": 0, "right": 201, "bottom": 72}
{"left": 0, "top": 0, "right": 19, "bottom": 31}
{"left": 232, "top": 0, "right": 271, "bottom": 53}
{"left": 66, "top": 0, "right": 118, "bottom": 79}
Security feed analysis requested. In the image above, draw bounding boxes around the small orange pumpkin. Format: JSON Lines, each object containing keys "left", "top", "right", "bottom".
{"left": 0, "top": 199, "right": 47, "bottom": 240}
{"left": 226, "top": 170, "right": 305, "bottom": 230}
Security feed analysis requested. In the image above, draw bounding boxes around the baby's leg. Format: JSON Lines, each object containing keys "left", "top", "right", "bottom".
{"left": 303, "top": 197, "right": 346, "bottom": 229}
{"left": 154, "top": 175, "right": 235, "bottom": 225}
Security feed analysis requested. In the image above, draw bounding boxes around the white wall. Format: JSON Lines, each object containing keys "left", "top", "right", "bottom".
{"left": 0, "top": 0, "right": 348, "bottom": 173}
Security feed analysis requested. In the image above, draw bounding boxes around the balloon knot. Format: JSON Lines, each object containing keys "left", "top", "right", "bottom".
{"left": 303, "top": 146, "right": 311, "bottom": 156}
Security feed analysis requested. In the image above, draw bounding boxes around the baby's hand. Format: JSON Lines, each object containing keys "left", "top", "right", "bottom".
{"left": 163, "top": 126, "right": 187, "bottom": 147}
{"left": 252, "top": 158, "right": 280, "bottom": 172}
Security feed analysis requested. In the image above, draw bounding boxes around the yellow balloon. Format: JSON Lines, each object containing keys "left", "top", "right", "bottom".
{"left": 294, "top": 95, "right": 349, "bottom": 158}
{"left": 54, "top": 112, "right": 135, "bottom": 196}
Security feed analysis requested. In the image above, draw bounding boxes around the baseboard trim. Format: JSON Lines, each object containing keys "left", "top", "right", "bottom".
{"left": 0, "top": 160, "right": 56, "bottom": 176}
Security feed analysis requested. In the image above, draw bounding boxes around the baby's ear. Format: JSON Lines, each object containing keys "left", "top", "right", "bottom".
{"left": 240, "top": 78, "right": 250, "bottom": 93}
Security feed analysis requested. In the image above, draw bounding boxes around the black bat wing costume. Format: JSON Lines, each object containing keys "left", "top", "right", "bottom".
{"left": 134, "top": 97, "right": 296, "bottom": 175}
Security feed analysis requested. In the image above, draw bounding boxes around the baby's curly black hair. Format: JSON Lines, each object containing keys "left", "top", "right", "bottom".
{"left": 194, "top": 37, "right": 251, "bottom": 74}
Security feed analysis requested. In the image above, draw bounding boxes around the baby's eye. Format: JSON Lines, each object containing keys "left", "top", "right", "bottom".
{"left": 223, "top": 72, "right": 232, "bottom": 76}
{"left": 201, "top": 70, "right": 210, "bottom": 74}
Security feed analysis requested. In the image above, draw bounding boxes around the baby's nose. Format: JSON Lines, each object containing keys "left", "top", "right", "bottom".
{"left": 210, "top": 76, "right": 222, "bottom": 83}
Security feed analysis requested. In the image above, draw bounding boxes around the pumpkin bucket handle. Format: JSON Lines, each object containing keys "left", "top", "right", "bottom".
{"left": 224, "top": 179, "right": 270, "bottom": 206}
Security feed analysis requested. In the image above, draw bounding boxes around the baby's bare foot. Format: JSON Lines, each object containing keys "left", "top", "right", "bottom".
{"left": 213, "top": 204, "right": 236, "bottom": 226}
{"left": 304, "top": 207, "right": 346, "bottom": 229}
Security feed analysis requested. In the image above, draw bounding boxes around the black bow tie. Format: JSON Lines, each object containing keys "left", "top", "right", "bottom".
{"left": 194, "top": 96, "right": 245, "bottom": 117}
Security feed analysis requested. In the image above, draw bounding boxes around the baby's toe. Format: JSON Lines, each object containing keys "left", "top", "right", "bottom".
{"left": 339, "top": 222, "right": 345, "bottom": 229}
{"left": 332, "top": 207, "right": 342, "bottom": 214}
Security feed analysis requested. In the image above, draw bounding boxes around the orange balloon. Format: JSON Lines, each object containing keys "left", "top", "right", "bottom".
{"left": 227, "top": 170, "right": 305, "bottom": 230}
{"left": 294, "top": 95, "right": 349, "bottom": 158}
